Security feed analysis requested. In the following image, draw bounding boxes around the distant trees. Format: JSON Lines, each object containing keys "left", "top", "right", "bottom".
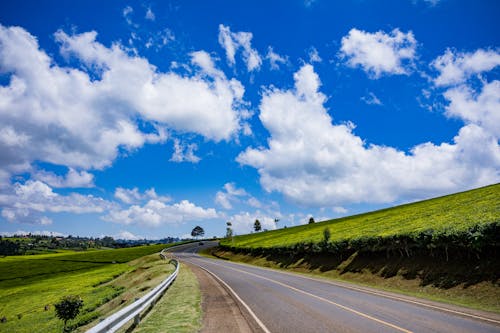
{"left": 54, "top": 295, "right": 84, "bottom": 332}
{"left": 191, "top": 226, "right": 205, "bottom": 239}
{"left": 308, "top": 217, "right": 315, "bottom": 224}
{"left": 254, "top": 219, "right": 262, "bottom": 232}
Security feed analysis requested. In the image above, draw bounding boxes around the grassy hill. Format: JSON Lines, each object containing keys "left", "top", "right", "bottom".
{"left": 0, "top": 244, "right": 177, "bottom": 332}
{"left": 221, "top": 183, "right": 499, "bottom": 249}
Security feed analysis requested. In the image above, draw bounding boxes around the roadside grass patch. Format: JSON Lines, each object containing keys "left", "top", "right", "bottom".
{"left": 130, "top": 263, "right": 202, "bottom": 333}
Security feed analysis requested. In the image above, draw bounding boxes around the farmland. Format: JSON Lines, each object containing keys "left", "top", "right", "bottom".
{"left": 0, "top": 244, "right": 177, "bottom": 332}
{"left": 221, "top": 183, "right": 499, "bottom": 249}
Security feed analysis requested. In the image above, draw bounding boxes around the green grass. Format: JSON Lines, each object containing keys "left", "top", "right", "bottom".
{"left": 130, "top": 263, "right": 202, "bottom": 333}
{"left": 0, "top": 244, "right": 179, "bottom": 332}
{"left": 222, "top": 183, "right": 500, "bottom": 248}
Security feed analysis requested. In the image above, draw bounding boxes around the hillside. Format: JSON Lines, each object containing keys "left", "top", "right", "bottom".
{"left": 0, "top": 244, "right": 176, "bottom": 332}
{"left": 221, "top": 183, "right": 499, "bottom": 248}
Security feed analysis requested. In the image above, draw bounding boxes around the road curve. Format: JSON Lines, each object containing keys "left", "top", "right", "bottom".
{"left": 170, "top": 242, "right": 500, "bottom": 333}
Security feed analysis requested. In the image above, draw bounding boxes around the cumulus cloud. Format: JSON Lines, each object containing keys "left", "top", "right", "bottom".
{"left": 170, "top": 139, "right": 201, "bottom": 163}
{"left": 218, "top": 24, "right": 262, "bottom": 72}
{"left": 103, "top": 199, "right": 218, "bottom": 227}
{"left": 227, "top": 212, "right": 277, "bottom": 234}
{"left": 237, "top": 64, "right": 500, "bottom": 207}
{"left": 340, "top": 28, "right": 417, "bottom": 78}
{"left": 0, "top": 24, "right": 247, "bottom": 182}
{"left": 431, "top": 48, "right": 500, "bottom": 138}
{"left": 0, "top": 180, "right": 115, "bottom": 225}
{"left": 215, "top": 183, "right": 248, "bottom": 209}
{"left": 266, "top": 47, "right": 288, "bottom": 70}
{"left": 214, "top": 182, "right": 263, "bottom": 210}
{"left": 114, "top": 187, "right": 171, "bottom": 204}
{"left": 308, "top": 47, "right": 322, "bottom": 63}
{"left": 34, "top": 168, "right": 95, "bottom": 188}
{"left": 115, "top": 230, "right": 143, "bottom": 240}
{"left": 444, "top": 81, "right": 500, "bottom": 137}
{"left": 431, "top": 48, "right": 500, "bottom": 86}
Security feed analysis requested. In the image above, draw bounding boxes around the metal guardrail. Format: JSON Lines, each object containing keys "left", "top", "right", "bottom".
{"left": 86, "top": 250, "right": 179, "bottom": 333}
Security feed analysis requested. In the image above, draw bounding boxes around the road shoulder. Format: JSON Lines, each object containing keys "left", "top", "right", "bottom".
{"left": 186, "top": 263, "right": 265, "bottom": 333}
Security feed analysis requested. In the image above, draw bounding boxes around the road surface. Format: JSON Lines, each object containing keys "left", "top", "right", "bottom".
{"left": 170, "top": 242, "right": 500, "bottom": 333}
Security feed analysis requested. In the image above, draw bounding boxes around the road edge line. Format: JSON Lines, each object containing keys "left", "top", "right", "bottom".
{"left": 181, "top": 258, "right": 272, "bottom": 333}
{"left": 207, "top": 255, "right": 500, "bottom": 325}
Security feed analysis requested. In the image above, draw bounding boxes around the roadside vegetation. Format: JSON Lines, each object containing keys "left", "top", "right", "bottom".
{"left": 0, "top": 244, "right": 178, "bottom": 332}
{"left": 214, "top": 184, "right": 500, "bottom": 313}
{"left": 130, "top": 263, "right": 202, "bottom": 333}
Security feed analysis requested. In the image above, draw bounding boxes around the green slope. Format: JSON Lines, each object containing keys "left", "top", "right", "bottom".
{"left": 221, "top": 183, "right": 500, "bottom": 249}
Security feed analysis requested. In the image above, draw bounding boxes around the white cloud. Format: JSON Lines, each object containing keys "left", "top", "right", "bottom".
{"left": 444, "top": 80, "right": 500, "bottom": 137}
{"left": 215, "top": 183, "right": 247, "bottom": 209}
{"left": 340, "top": 28, "right": 417, "bottom": 78}
{"left": 361, "top": 92, "right": 383, "bottom": 105}
{"left": 227, "top": 212, "right": 277, "bottom": 234}
{"left": 103, "top": 199, "right": 218, "bottom": 227}
{"left": 145, "top": 7, "right": 155, "bottom": 21}
{"left": 432, "top": 48, "right": 500, "bottom": 86}
{"left": 332, "top": 206, "right": 348, "bottom": 214}
{"left": 114, "top": 187, "right": 171, "bottom": 204}
{"left": 218, "top": 24, "right": 262, "bottom": 72}
{"left": 34, "top": 168, "right": 94, "bottom": 188}
{"left": 266, "top": 47, "right": 288, "bottom": 70}
{"left": 0, "top": 24, "right": 247, "bottom": 181}
{"left": 170, "top": 139, "right": 201, "bottom": 163}
{"left": 114, "top": 187, "right": 143, "bottom": 204}
{"left": 123, "top": 6, "right": 137, "bottom": 27}
{"left": 0, "top": 180, "right": 115, "bottom": 224}
{"left": 308, "top": 47, "right": 322, "bottom": 63}
{"left": 115, "top": 230, "right": 143, "bottom": 240}
{"left": 237, "top": 64, "right": 500, "bottom": 207}
{"left": 214, "top": 182, "right": 264, "bottom": 211}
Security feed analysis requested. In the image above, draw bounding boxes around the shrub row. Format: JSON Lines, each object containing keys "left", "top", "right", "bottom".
{"left": 220, "top": 222, "right": 500, "bottom": 262}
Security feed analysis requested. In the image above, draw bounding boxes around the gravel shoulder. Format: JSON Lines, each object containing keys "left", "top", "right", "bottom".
{"left": 187, "top": 263, "right": 264, "bottom": 333}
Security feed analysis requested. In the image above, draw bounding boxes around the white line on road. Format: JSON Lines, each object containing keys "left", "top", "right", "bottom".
{"left": 180, "top": 256, "right": 272, "bottom": 333}
{"left": 205, "top": 256, "right": 500, "bottom": 326}
{"left": 192, "top": 257, "right": 413, "bottom": 333}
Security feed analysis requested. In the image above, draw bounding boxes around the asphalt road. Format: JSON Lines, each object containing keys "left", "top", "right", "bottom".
{"left": 170, "top": 242, "right": 500, "bottom": 333}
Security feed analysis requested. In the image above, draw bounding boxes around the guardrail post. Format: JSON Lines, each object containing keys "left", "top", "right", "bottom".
{"left": 134, "top": 314, "right": 140, "bottom": 325}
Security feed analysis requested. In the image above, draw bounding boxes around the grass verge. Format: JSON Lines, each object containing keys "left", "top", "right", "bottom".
{"left": 205, "top": 248, "right": 500, "bottom": 314}
{"left": 130, "top": 263, "right": 202, "bottom": 333}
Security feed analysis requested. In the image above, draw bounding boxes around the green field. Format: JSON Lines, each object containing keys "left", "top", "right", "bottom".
{"left": 222, "top": 183, "right": 499, "bottom": 248}
{"left": 0, "top": 244, "right": 178, "bottom": 332}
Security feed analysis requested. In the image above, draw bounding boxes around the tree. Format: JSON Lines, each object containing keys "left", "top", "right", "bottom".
{"left": 191, "top": 226, "right": 205, "bottom": 239}
{"left": 323, "top": 228, "right": 331, "bottom": 242}
{"left": 54, "top": 295, "right": 83, "bottom": 332}
{"left": 308, "top": 217, "right": 315, "bottom": 224}
{"left": 254, "top": 219, "right": 262, "bottom": 232}
{"left": 226, "top": 221, "right": 233, "bottom": 238}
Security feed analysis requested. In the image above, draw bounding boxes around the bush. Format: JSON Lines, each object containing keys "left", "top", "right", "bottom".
{"left": 54, "top": 295, "right": 84, "bottom": 332}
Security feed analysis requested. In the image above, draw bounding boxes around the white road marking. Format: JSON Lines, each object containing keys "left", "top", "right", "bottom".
{"left": 179, "top": 255, "right": 272, "bottom": 333}
{"left": 190, "top": 256, "right": 413, "bottom": 333}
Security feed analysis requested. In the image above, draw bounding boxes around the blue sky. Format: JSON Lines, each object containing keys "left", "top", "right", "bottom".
{"left": 0, "top": 0, "right": 499, "bottom": 240}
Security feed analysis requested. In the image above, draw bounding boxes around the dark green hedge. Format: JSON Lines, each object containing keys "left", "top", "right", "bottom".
{"left": 220, "top": 222, "right": 500, "bottom": 262}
